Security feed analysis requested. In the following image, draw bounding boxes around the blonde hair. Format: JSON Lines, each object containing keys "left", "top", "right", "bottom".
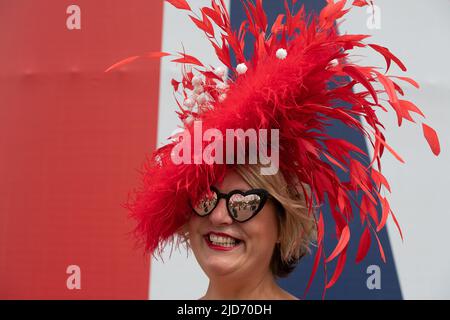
{"left": 235, "top": 164, "right": 317, "bottom": 277}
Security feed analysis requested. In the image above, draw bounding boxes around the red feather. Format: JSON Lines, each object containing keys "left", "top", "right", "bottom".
{"left": 343, "top": 66, "right": 379, "bottom": 104}
{"left": 320, "top": 0, "right": 349, "bottom": 29}
{"left": 317, "top": 211, "right": 325, "bottom": 244}
{"left": 171, "top": 79, "right": 181, "bottom": 92}
{"left": 390, "top": 209, "right": 404, "bottom": 241}
{"left": 422, "top": 123, "right": 441, "bottom": 156}
{"left": 374, "top": 231, "right": 386, "bottom": 263}
{"left": 326, "top": 246, "right": 348, "bottom": 289}
{"left": 352, "top": 0, "right": 369, "bottom": 7}
{"left": 389, "top": 100, "right": 414, "bottom": 126}
{"left": 242, "top": 1, "right": 257, "bottom": 36}
{"left": 399, "top": 100, "right": 425, "bottom": 118}
{"left": 390, "top": 76, "right": 420, "bottom": 89}
{"left": 349, "top": 159, "right": 376, "bottom": 202}
{"left": 336, "top": 34, "right": 370, "bottom": 47}
{"left": 324, "top": 153, "right": 348, "bottom": 173}
{"left": 284, "top": 0, "right": 293, "bottom": 36}
{"left": 104, "top": 55, "right": 140, "bottom": 73}
{"left": 325, "top": 225, "right": 350, "bottom": 263}
{"left": 201, "top": 70, "right": 225, "bottom": 82}
{"left": 356, "top": 226, "right": 371, "bottom": 263}
{"left": 172, "top": 53, "right": 204, "bottom": 66}
{"left": 375, "top": 70, "right": 400, "bottom": 104}
{"left": 211, "top": 38, "right": 232, "bottom": 69}
{"left": 376, "top": 196, "right": 390, "bottom": 232}
{"left": 145, "top": 51, "right": 171, "bottom": 59}
{"left": 190, "top": 11, "right": 215, "bottom": 37}
{"left": 202, "top": 7, "right": 223, "bottom": 28}
{"left": 166, "top": 0, "right": 191, "bottom": 11}
{"left": 371, "top": 168, "right": 391, "bottom": 193}
{"left": 360, "top": 194, "right": 379, "bottom": 226}
{"left": 304, "top": 244, "right": 323, "bottom": 295}
{"left": 369, "top": 44, "right": 407, "bottom": 72}
{"left": 104, "top": 52, "right": 170, "bottom": 72}
{"left": 392, "top": 81, "right": 405, "bottom": 96}
{"left": 255, "top": 0, "right": 268, "bottom": 32}
{"left": 373, "top": 130, "right": 405, "bottom": 163}
{"left": 271, "top": 14, "right": 284, "bottom": 35}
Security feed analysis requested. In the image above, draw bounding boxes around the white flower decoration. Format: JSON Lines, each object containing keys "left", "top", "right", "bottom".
{"left": 213, "top": 66, "right": 226, "bottom": 78}
{"left": 276, "top": 48, "right": 288, "bottom": 60}
{"left": 192, "top": 75, "right": 203, "bottom": 86}
{"left": 193, "top": 85, "right": 204, "bottom": 94}
{"left": 236, "top": 63, "right": 248, "bottom": 75}
{"left": 330, "top": 59, "right": 339, "bottom": 67}
{"left": 196, "top": 93, "right": 209, "bottom": 105}
{"left": 216, "top": 82, "right": 228, "bottom": 91}
{"left": 183, "top": 98, "right": 195, "bottom": 109}
{"left": 218, "top": 94, "right": 227, "bottom": 103}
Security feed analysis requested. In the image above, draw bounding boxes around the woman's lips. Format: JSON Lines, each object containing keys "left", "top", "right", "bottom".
{"left": 203, "top": 232, "right": 243, "bottom": 251}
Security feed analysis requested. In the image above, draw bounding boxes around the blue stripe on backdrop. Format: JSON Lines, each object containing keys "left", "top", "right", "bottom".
{"left": 229, "top": 0, "right": 402, "bottom": 300}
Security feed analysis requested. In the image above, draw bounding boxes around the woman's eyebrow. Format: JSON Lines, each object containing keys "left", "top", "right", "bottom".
{"left": 212, "top": 186, "right": 250, "bottom": 193}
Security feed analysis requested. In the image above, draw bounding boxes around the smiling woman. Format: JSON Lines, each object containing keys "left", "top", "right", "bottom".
{"left": 183, "top": 165, "right": 315, "bottom": 299}
{"left": 107, "top": 0, "right": 440, "bottom": 300}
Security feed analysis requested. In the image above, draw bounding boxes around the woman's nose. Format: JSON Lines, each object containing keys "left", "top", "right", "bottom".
{"left": 209, "top": 199, "right": 233, "bottom": 225}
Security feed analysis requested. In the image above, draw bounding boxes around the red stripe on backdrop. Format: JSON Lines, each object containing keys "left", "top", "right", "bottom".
{"left": 0, "top": 1, "right": 162, "bottom": 299}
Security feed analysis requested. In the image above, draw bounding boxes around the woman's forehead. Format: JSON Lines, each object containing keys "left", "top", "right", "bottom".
{"left": 213, "top": 169, "right": 252, "bottom": 193}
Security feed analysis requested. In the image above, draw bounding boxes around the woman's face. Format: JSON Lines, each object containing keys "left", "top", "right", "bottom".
{"left": 186, "top": 170, "right": 279, "bottom": 279}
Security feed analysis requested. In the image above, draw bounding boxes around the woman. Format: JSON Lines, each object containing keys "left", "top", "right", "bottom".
{"left": 109, "top": 0, "right": 440, "bottom": 299}
{"left": 185, "top": 165, "right": 315, "bottom": 300}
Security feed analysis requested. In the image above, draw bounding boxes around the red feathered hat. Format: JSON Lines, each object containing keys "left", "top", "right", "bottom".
{"left": 106, "top": 0, "right": 440, "bottom": 294}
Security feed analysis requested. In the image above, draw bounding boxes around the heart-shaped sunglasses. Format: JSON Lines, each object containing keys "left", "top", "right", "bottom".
{"left": 192, "top": 186, "right": 275, "bottom": 222}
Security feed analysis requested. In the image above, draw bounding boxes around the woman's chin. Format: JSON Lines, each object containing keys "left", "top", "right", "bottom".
{"left": 200, "top": 256, "right": 242, "bottom": 277}
{"left": 203, "top": 263, "right": 238, "bottom": 278}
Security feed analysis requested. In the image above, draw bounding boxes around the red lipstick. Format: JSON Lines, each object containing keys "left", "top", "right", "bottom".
{"left": 204, "top": 232, "right": 242, "bottom": 251}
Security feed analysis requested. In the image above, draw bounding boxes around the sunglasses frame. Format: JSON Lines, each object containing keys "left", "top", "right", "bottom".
{"left": 192, "top": 186, "right": 271, "bottom": 223}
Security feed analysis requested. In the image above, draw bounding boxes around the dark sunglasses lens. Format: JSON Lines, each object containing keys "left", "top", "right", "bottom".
{"left": 193, "top": 190, "right": 218, "bottom": 216}
{"left": 228, "top": 193, "right": 262, "bottom": 222}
